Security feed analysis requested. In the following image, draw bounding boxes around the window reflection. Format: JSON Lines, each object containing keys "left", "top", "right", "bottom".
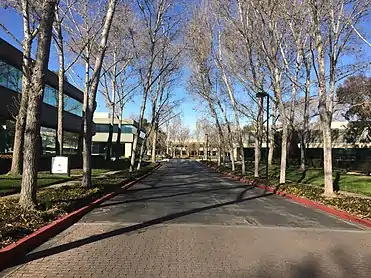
{"left": 0, "top": 61, "right": 82, "bottom": 116}
{"left": 0, "top": 61, "right": 22, "bottom": 93}
{"left": 95, "top": 124, "right": 133, "bottom": 134}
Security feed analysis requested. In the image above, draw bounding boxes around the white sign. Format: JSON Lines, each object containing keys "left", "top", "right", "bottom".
{"left": 51, "top": 156, "right": 69, "bottom": 175}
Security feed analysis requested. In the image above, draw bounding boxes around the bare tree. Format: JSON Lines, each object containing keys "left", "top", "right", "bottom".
{"left": 52, "top": 0, "right": 84, "bottom": 156}
{"left": 100, "top": 3, "right": 135, "bottom": 161}
{"left": 19, "top": 0, "right": 58, "bottom": 209}
{"left": 1, "top": 0, "right": 40, "bottom": 175}
{"left": 82, "top": 0, "right": 118, "bottom": 187}
{"left": 129, "top": 0, "right": 182, "bottom": 171}
{"left": 307, "top": 0, "right": 370, "bottom": 195}
{"left": 187, "top": 3, "right": 226, "bottom": 166}
{"left": 63, "top": 0, "right": 119, "bottom": 187}
{"left": 214, "top": 27, "right": 245, "bottom": 173}
{"left": 53, "top": 6, "right": 65, "bottom": 156}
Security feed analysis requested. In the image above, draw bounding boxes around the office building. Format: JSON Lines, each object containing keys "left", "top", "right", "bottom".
{"left": 92, "top": 112, "right": 146, "bottom": 158}
{"left": 0, "top": 38, "right": 85, "bottom": 155}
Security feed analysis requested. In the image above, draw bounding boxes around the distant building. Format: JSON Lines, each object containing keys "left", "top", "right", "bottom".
{"left": 92, "top": 112, "right": 146, "bottom": 158}
{"left": 0, "top": 38, "right": 86, "bottom": 155}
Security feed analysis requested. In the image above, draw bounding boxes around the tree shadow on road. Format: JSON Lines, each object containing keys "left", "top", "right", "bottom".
{"left": 10, "top": 191, "right": 273, "bottom": 267}
{"left": 100, "top": 185, "right": 254, "bottom": 208}
{"left": 125, "top": 179, "right": 228, "bottom": 193}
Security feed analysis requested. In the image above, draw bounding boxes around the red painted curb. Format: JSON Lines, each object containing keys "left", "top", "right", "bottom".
{"left": 201, "top": 162, "right": 371, "bottom": 229}
{"left": 0, "top": 164, "right": 161, "bottom": 270}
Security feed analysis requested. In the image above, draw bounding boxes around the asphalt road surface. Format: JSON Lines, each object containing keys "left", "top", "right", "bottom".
{"left": 3, "top": 159, "right": 371, "bottom": 278}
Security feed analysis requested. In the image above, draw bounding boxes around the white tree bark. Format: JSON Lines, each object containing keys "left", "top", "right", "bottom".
{"left": 82, "top": 0, "right": 117, "bottom": 187}
{"left": 19, "top": 0, "right": 58, "bottom": 209}
{"left": 10, "top": 0, "right": 35, "bottom": 175}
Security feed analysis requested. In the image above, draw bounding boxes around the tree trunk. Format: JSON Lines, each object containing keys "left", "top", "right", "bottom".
{"left": 268, "top": 101, "right": 276, "bottom": 166}
{"left": 81, "top": 49, "right": 91, "bottom": 187}
{"left": 207, "top": 101, "right": 224, "bottom": 162}
{"left": 130, "top": 95, "right": 147, "bottom": 171}
{"left": 230, "top": 147, "right": 235, "bottom": 171}
{"left": 166, "top": 123, "right": 170, "bottom": 156}
{"left": 279, "top": 115, "right": 288, "bottom": 184}
{"left": 55, "top": 17, "right": 64, "bottom": 156}
{"left": 137, "top": 137, "right": 146, "bottom": 170}
{"left": 254, "top": 98, "right": 263, "bottom": 178}
{"left": 218, "top": 38, "right": 245, "bottom": 175}
{"left": 301, "top": 62, "right": 311, "bottom": 171}
{"left": 83, "top": 0, "right": 117, "bottom": 186}
{"left": 217, "top": 133, "right": 222, "bottom": 166}
{"left": 216, "top": 99, "right": 235, "bottom": 170}
{"left": 19, "top": 0, "right": 57, "bottom": 209}
{"left": 314, "top": 9, "right": 334, "bottom": 196}
{"left": 10, "top": 0, "right": 33, "bottom": 175}
{"left": 300, "top": 133, "right": 306, "bottom": 171}
{"left": 239, "top": 139, "right": 245, "bottom": 175}
{"left": 272, "top": 65, "right": 288, "bottom": 184}
{"left": 116, "top": 119, "right": 122, "bottom": 159}
{"left": 322, "top": 121, "right": 333, "bottom": 195}
{"left": 56, "top": 62, "right": 64, "bottom": 156}
{"left": 105, "top": 51, "right": 117, "bottom": 161}
{"left": 82, "top": 120, "right": 92, "bottom": 187}
{"left": 105, "top": 110, "right": 114, "bottom": 161}
{"left": 10, "top": 85, "right": 28, "bottom": 175}
{"left": 151, "top": 125, "right": 158, "bottom": 163}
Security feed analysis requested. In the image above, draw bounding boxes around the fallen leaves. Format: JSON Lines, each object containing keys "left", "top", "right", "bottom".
{"left": 0, "top": 164, "right": 156, "bottom": 249}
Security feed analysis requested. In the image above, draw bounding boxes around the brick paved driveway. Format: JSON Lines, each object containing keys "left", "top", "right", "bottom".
{"left": 2, "top": 159, "right": 371, "bottom": 277}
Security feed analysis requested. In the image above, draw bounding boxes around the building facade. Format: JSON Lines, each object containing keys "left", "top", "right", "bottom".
{"left": 92, "top": 112, "right": 146, "bottom": 158}
{"left": 0, "top": 38, "right": 85, "bottom": 155}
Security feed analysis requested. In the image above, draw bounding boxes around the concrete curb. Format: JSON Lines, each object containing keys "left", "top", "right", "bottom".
{"left": 0, "top": 163, "right": 161, "bottom": 270}
{"left": 203, "top": 162, "right": 371, "bottom": 229}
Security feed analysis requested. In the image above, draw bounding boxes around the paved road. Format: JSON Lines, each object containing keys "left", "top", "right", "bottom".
{"left": 3, "top": 160, "right": 371, "bottom": 277}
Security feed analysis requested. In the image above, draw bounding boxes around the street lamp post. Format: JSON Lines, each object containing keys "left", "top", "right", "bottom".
{"left": 256, "top": 92, "right": 269, "bottom": 184}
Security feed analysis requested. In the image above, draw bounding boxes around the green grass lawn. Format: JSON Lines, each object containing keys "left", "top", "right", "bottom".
{"left": 240, "top": 163, "right": 371, "bottom": 196}
{"left": 285, "top": 168, "right": 371, "bottom": 196}
{"left": 69, "top": 168, "right": 113, "bottom": 176}
{"left": 0, "top": 158, "right": 134, "bottom": 195}
{"left": 0, "top": 174, "right": 73, "bottom": 194}
{"left": 0, "top": 169, "right": 115, "bottom": 195}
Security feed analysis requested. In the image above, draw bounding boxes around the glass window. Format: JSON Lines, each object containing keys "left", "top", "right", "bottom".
{"left": 0, "top": 61, "right": 7, "bottom": 87}
{"left": 63, "top": 131, "right": 79, "bottom": 154}
{"left": 64, "top": 95, "right": 82, "bottom": 116}
{"left": 95, "top": 124, "right": 125, "bottom": 133}
{"left": 96, "top": 124, "right": 110, "bottom": 133}
{"left": 1, "top": 60, "right": 83, "bottom": 116}
{"left": 122, "top": 125, "right": 133, "bottom": 134}
{"left": 0, "top": 61, "right": 22, "bottom": 93}
{"left": 40, "top": 126, "right": 56, "bottom": 155}
{"left": 8, "top": 66, "right": 22, "bottom": 92}
{"left": 43, "top": 85, "right": 58, "bottom": 106}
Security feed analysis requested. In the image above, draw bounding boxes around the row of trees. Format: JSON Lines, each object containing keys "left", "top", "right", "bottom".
{"left": 1, "top": 0, "right": 185, "bottom": 209}
{"left": 1, "top": 0, "right": 369, "bottom": 210}
{"left": 186, "top": 0, "right": 371, "bottom": 196}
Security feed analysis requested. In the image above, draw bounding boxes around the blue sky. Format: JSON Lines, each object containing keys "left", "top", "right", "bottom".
{"left": 0, "top": 7, "right": 199, "bottom": 131}
{"left": 1, "top": 6, "right": 370, "bottom": 133}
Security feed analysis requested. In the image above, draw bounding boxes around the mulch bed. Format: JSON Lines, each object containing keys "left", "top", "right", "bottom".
{"left": 0, "top": 165, "right": 155, "bottom": 249}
